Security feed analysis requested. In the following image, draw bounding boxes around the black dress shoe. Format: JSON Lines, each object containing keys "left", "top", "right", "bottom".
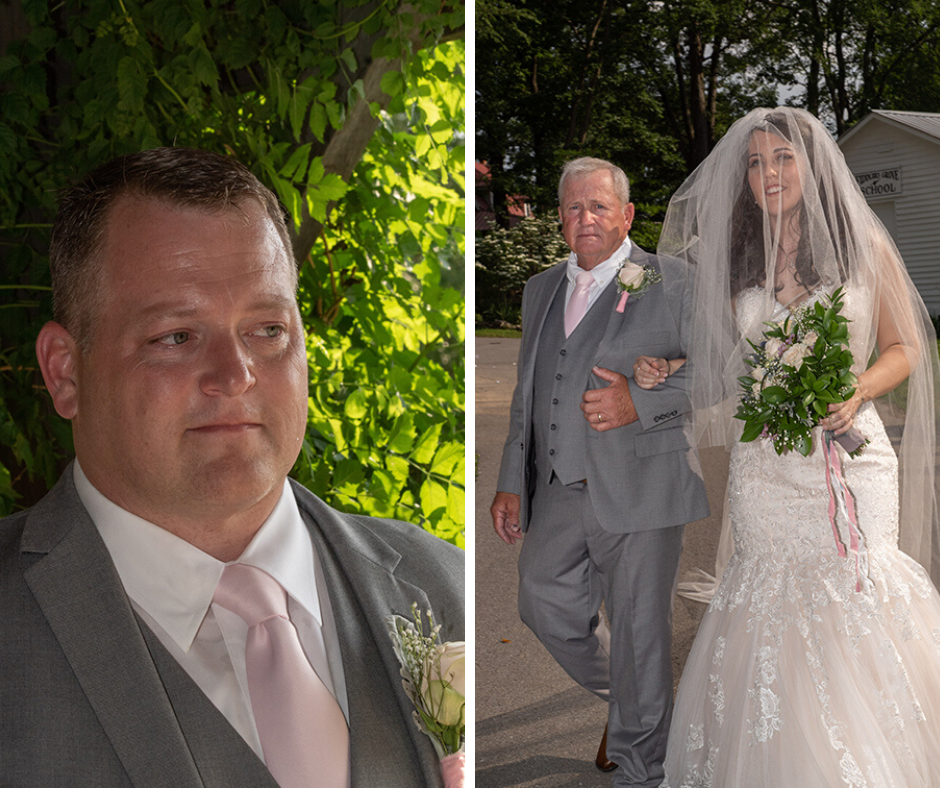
{"left": 595, "top": 724, "right": 617, "bottom": 772}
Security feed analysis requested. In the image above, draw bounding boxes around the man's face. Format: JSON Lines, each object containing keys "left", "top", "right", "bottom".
{"left": 558, "top": 171, "right": 634, "bottom": 270}
{"left": 69, "top": 195, "right": 308, "bottom": 528}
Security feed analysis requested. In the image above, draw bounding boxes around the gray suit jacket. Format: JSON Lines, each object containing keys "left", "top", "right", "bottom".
{"left": 0, "top": 467, "right": 464, "bottom": 787}
{"left": 496, "top": 245, "right": 709, "bottom": 533}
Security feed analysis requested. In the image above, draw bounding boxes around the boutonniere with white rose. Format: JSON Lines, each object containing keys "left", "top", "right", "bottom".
{"left": 615, "top": 261, "right": 662, "bottom": 312}
{"left": 387, "top": 604, "right": 465, "bottom": 787}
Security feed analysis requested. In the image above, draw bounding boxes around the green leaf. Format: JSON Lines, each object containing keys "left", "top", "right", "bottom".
{"left": 761, "top": 385, "right": 788, "bottom": 404}
{"left": 431, "top": 441, "right": 463, "bottom": 476}
{"left": 419, "top": 478, "right": 447, "bottom": 516}
{"left": 339, "top": 48, "right": 357, "bottom": 73}
{"left": 381, "top": 70, "right": 405, "bottom": 97}
{"left": 741, "top": 420, "right": 764, "bottom": 442}
{"left": 333, "top": 458, "right": 365, "bottom": 489}
{"left": 344, "top": 389, "right": 368, "bottom": 420}
{"left": 192, "top": 46, "right": 218, "bottom": 86}
{"left": 309, "top": 102, "right": 328, "bottom": 141}
{"left": 316, "top": 172, "right": 349, "bottom": 201}
{"left": 412, "top": 422, "right": 443, "bottom": 464}
{"left": 387, "top": 412, "right": 416, "bottom": 453}
{"left": 116, "top": 56, "right": 146, "bottom": 113}
{"left": 795, "top": 433, "right": 812, "bottom": 456}
{"left": 282, "top": 143, "right": 311, "bottom": 181}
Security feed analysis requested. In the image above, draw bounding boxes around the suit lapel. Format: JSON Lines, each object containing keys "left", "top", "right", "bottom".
{"left": 593, "top": 245, "right": 652, "bottom": 363}
{"left": 292, "top": 483, "right": 444, "bottom": 788}
{"left": 21, "top": 471, "right": 204, "bottom": 788}
{"left": 521, "top": 263, "right": 568, "bottom": 386}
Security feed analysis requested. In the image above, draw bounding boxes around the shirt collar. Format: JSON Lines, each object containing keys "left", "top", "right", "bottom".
{"left": 73, "top": 462, "right": 321, "bottom": 653}
{"left": 566, "top": 236, "right": 633, "bottom": 288}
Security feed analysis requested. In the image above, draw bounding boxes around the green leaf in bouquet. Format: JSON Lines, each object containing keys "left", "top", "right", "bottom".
{"left": 761, "top": 386, "right": 788, "bottom": 404}
{"left": 795, "top": 432, "right": 812, "bottom": 456}
{"left": 738, "top": 375, "right": 759, "bottom": 388}
{"left": 813, "top": 399, "right": 828, "bottom": 417}
{"left": 741, "top": 420, "right": 764, "bottom": 442}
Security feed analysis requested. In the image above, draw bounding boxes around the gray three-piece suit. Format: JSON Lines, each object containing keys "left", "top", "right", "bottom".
{"left": 497, "top": 245, "right": 709, "bottom": 787}
{"left": 0, "top": 469, "right": 464, "bottom": 787}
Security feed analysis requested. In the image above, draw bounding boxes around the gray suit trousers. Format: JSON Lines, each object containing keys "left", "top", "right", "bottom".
{"left": 518, "top": 473, "right": 683, "bottom": 788}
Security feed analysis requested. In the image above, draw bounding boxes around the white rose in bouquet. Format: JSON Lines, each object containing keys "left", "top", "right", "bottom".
{"left": 781, "top": 343, "right": 810, "bottom": 370}
{"left": 421, "top": 642, "right": 466, "bottom": 727}
{"left": 765, "top": 337, "right": 784, "bottom": 357}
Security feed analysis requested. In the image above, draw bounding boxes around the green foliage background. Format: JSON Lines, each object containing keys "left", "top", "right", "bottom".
{"left": 0, "top": 0, "right": 465, "bottom": 547}
{"left": 475, "top": 214, "right": 569, "bottom": 326}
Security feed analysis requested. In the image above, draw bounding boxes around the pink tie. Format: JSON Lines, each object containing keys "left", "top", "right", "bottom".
{"left": 565, "top": 270, "right": 595, "bottom": 337}
{"left": 214, "top": 564, "right": 349, "bottom": 788}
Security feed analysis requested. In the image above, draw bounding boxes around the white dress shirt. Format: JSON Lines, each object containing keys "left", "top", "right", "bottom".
{"left": 564, "top": 236, "right": 633, "bottom": 313}
{"left": 73, "top": 461, "right": 348, "bottom": 762}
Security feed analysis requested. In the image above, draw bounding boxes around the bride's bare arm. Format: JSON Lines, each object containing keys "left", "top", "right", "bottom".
{"left": 822, "top": 240, "right": 919, "bottom": 435}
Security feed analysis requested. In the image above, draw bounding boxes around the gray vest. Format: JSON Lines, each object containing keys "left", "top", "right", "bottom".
{"left": 533, "top": 278, "right": 613, "bottom": 485}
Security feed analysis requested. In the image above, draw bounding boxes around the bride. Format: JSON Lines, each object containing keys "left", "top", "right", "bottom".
{"left": 635, "top": 107, "right": 940, "bottom": 786}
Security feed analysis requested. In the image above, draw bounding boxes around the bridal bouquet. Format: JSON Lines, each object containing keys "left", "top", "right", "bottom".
{"left": 387, "top": 604, "right": 465, "bottom": 787}
{"left": 735, "top": 287, "right": 868, "bottom": 457}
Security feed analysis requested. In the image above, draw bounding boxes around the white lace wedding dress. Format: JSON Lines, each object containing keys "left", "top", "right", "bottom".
{"left": 663, "top": 288, "right": 940, "bottom": 787}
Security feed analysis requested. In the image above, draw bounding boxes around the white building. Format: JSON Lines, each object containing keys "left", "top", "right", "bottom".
{"left": 838, "top": 110, "right": 940, "bottom": 315}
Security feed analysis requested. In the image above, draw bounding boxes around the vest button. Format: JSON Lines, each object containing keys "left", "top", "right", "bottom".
{"left": 552, "top": 398, "right": 558, "bottom": 405}
{"left": 549, "top": 449, "right": 555, "bottom": 456}
{"left": 560, "top": 349, "right": 567, "bottom": 355}
{"left": 550, "top": 424, "right": 556, "bottom": 430}
{"left": 555, "top": 373, "right": 562, "bottom": 380}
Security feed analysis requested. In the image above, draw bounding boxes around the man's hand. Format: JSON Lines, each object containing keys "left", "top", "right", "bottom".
{"left": 580, "top": 366, "right": 639, "bottom": 431}
{"left": 491, "top": 492, "right": 523, "bottom": 545}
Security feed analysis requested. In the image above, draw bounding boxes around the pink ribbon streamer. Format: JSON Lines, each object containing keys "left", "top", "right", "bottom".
{"left": 441, "top": 751, "right": 465, "bottom": 788}
{"left": 823, "top": 432, "right": 871, "bottom": 593}
{"left": 616, "top": 291, "right": 629, "bottom": 313}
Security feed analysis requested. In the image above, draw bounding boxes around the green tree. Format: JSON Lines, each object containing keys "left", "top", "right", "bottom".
{"left": 0, "top": 0, "right": 465, "bottom": 546}
{"left": 767, "top": 0, "right": 940, "bottom": 132}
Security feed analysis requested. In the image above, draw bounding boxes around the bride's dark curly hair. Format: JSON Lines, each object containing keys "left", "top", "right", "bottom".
{"left": 729, "top": 110, "right": 849, "bottom": 299}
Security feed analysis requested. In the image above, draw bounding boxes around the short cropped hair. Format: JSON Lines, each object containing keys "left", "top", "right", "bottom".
{"left": 557, "top": 157, "right": 631, "bottom": 206}
{"left": 49, "top": 147, "right": 295, "bottom": 348}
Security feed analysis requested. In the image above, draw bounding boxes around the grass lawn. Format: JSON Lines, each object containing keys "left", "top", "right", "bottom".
{"left": 476, "top": 328, "right": 523, "bottom": 338}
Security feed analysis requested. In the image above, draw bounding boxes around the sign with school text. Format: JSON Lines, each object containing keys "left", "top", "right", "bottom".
{"left": 854, "top": 167, "right": 902, "bottom": 200}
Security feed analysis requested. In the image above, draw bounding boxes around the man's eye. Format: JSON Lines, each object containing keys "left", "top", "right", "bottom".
{"left": 156, "top": 331, "right": 189, "bottom": 346}
{"left": 257, "top": 325, "right": 284, "bottom": 338}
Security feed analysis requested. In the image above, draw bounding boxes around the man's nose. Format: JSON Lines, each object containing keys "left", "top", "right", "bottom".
{"left": 200, "top": 334, "right": 255, "bottom": 396}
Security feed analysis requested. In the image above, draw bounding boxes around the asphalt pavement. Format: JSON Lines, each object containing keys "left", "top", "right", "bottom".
{"left": 474, "top": 336, "right": 730, "bottom": 788}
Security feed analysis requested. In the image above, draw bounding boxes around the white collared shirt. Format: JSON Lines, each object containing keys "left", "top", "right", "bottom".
{"left": 73, "top": 461, "right": 348, "bottom": 762}
{"left": 564, "top": 236, "right": 633, "bottom": 313}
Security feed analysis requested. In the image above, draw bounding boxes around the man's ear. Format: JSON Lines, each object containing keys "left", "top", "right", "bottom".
{"left": 36, "top": 321, "right": 81, "bottom": 420}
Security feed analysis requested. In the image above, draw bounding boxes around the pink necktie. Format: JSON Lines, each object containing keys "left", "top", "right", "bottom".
{"left": 564, "top": 270, "right": 595, "bottom": 337}
{"left": 214, "top": 564, "right": 349, "bottom": 788}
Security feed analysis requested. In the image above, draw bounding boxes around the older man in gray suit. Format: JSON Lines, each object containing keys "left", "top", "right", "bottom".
{"left": 0, "top": 148, "right": 463, "bottom": 788}
{"left": 491, "top": 157, "right": 708, "bottom": 788}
